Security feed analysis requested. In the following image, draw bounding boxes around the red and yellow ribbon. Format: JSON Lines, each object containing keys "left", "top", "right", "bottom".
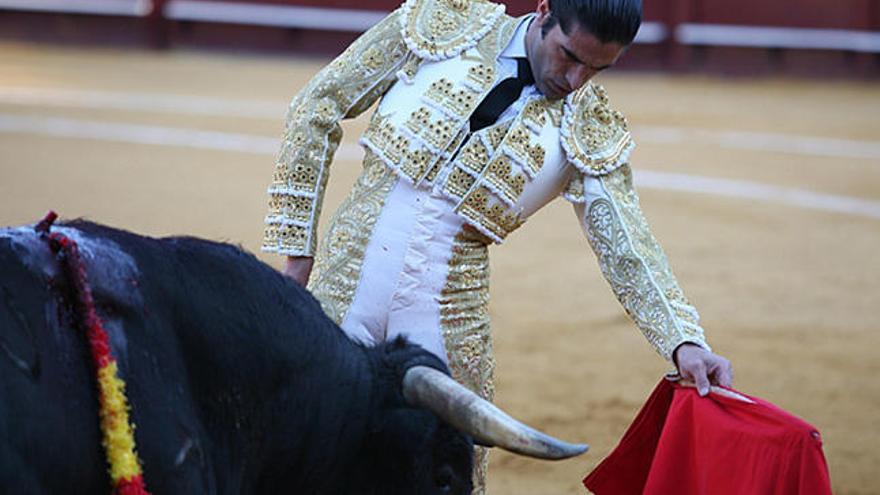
{"left": 38, "top": 212, "right": 150, "bottom": 495}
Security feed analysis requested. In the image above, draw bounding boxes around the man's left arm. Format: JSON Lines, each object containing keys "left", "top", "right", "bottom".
{"left": 560, "top": 83, "right": 731, "bottom": 395}
{"left": 567, "top": 165, "right": 732, "bottom": 395}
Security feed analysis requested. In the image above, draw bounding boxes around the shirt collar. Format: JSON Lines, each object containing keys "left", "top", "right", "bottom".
{"left": 499, "top": 14, "right": 535, "bottom": 60}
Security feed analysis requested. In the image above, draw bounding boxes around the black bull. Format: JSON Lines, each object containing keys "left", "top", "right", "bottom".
{"left": 0, "top": 220, "right": 585, "bottom": 494}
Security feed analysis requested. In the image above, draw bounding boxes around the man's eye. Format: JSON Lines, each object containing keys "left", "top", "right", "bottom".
{"left": 563, "top": 49, "right": 582, "bottom": 65}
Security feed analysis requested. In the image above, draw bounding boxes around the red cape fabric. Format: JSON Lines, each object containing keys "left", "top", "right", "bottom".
{"left": 583, "top": 379, "right": 832, "bottom": 495}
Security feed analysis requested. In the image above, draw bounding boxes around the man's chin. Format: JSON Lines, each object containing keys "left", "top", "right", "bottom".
{"left": 539, "top": 82, "right": 567, "bottom": 100}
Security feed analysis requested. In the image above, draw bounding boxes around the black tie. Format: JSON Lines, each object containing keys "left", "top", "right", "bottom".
{"left": 469, "top": 58, "right": 535, "bottom": 132}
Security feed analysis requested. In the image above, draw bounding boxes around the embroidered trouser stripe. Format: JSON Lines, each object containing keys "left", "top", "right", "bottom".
{"left": 440, "top": 231, "right": 494, "bottom": 495}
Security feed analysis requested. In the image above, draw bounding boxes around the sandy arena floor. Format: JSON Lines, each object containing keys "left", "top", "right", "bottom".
{"left": 1, "top": 42, "right": 878, "bottom": 494}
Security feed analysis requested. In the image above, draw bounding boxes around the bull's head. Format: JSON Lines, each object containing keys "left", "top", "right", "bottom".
{"left": 347, "top": 362, "right": 587, "bottom": 495}
{"left": 346, "top": 338, "right": 587, "bottom": 495}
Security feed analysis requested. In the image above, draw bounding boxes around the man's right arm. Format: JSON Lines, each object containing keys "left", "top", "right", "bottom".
{"left": 262, "top": 8, "right": 413, "bottom": 262}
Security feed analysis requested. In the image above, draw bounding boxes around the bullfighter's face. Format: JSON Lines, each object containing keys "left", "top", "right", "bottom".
{"left": 525, "top": 0, "right": 626, "bottom": 100}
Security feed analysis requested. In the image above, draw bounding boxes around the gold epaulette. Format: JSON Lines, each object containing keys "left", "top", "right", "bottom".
{"left": 400, "top": 0, "right": 506, "bottom": 61}
{"left": 560, "top": 83, "right": 635, "bottom": 176}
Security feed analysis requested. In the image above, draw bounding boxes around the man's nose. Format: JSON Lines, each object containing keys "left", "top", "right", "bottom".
{"left": 567, "top": 66, "right": 594, "bottom": 91}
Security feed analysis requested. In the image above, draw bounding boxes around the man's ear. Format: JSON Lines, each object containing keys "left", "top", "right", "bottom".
{"left": 535, "top": 0, "right": 551, "bottom": 19}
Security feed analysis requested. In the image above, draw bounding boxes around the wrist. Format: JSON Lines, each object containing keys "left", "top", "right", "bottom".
{"left": 673, "top": 342, "right": 703, "bottom": 369}
{"left": 283, "top": 256, "right": 314, "bottom": 286}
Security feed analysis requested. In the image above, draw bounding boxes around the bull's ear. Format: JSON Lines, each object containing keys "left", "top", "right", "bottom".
{"left": 402, "top": 366, "right": 589, "bottom": 460}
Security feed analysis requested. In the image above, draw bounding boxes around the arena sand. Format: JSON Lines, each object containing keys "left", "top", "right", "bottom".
{"left": 1, "top": 43, "right": 878, "bottom": 494}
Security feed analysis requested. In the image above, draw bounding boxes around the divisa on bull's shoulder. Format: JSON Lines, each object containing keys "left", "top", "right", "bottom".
{"left": 400, "top": 0, "right": 508, "bottom": 61}
{"left": 560, "top": 82, "right": 635, "bottom": 177}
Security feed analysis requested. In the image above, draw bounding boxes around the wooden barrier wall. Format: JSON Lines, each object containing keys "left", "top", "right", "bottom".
{"left": 0, "top": 0, "right": 877, "bottom": 77}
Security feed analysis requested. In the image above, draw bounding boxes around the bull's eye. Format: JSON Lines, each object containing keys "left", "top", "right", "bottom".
{"left": 434, "top": 465, "right": 454, "bottom": 493}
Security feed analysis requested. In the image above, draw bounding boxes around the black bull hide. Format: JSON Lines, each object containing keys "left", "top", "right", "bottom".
{"left": 0, "top": 221, "right": 474, "bottom": 494}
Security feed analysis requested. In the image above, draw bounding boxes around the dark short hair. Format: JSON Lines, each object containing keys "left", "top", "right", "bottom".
{"left": 542, "top": 0, "right": 642, "bottom": 45}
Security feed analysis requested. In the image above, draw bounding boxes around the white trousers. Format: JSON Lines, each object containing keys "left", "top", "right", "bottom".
{"left": 338, "top": 177, "right": 466, "bottom": 364}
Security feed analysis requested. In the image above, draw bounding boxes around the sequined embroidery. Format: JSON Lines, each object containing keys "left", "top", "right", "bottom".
{"left": 455, "top": 186, "right": 524, "bottom": 241}
{"left": 262, "top": 223, "right": 309, "bottom": 254}
{"left": 439, "top": 95, "right": 556, "bottom": 236}
{"left": 561, "top": 82, "right": 634, "bottom": 177}
{"left": 458, "top": 136, "right": 491, "bottom": 175}
{"left": 424, "top": 78, "right": 481, "bottom": 120}
{"left": 401, "top": 0, "right": 506, "bottom": 61}
{"left": 363, "top": 112, "right": 464, "bottom": 187}
{"left": 483, "top": 119, "right": 512, "bottom": 151}
{"left": 446, "top": 167, "right": 478, "bottom": 198}
{"left": 500, "top": 123, "right": 546, "bottom": 178}
{"left": 585, "top": 165, "right": 707, "bottom": 360}
{"left": 267, "top": 195, "right": 313, "bottom": 223}
{"left": 481, "top": 154, "right": 526, "bottom": 207}
{"left": 396, "top": 53, "right": 422, "bottom": 83}
{"left": 440, "top": 230, "right": 494, "bottom": 495}
{"left": 521, "top": 98, "right": 548, "bottom": 130}
{"left": 403, "top": 107, "right": 460, "bottom": 152}
{"left": 562, "top": 170, "right": 586, "bottom": 204}
{"left": 464, "top": 63, "right": 497, "bottom": 91}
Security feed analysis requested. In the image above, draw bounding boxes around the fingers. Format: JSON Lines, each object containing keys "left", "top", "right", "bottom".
{"left": 677, "top": 346, "right": 734, "bottom": 398}
{"left": 704, "top": 355, "right": 734, "bottom": 389}
{"left": 716, "top": 358, "right": 734, "bottom": 388}
{"left": 692, "top": 362, "right": 710, "bottom": 396}
{"left": 681, "top": 357, "right": 710, "bottom": 397}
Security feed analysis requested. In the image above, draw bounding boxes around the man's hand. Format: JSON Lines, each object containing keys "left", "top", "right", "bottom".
{"left": 673, "top": 343, "right": 733, "bottom": 397}
{"left": 283, "top": 256, "right": 314, "bottom": 287}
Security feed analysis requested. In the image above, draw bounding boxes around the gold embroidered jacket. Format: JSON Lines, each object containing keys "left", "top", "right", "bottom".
{"left": 263, "top": 0, "right": 708, "bottom": 360}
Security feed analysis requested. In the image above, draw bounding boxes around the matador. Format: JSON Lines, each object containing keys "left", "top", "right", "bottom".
{"left": 262, "top": 0, "right": 733, "bottom": 490}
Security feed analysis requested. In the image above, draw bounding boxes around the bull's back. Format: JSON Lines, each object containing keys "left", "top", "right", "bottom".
{"left": 0, "top": 222, "right": 378, "bottom": 493}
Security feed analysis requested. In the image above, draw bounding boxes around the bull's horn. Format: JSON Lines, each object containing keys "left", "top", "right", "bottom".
{"left": 402, "top": 366, "right": 588, "bottom": 460}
